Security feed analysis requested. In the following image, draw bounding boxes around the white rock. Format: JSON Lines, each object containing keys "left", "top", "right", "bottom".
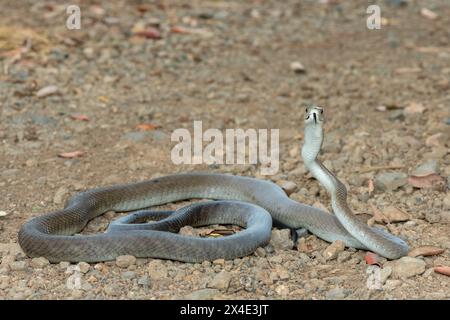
{"left": 208, "top": 271, "right": 232, "bottom": 290}
{"left": 279, "top": 181, "right": 297, "bottom": 196}
{"left": 77, "top": 262, "right": 90, "bottom": 274}
{"left": 179, "top": 226, "right": 198, "bottom": 237}
{"left": 0, "top": 211, "right": 9, "bottom": 217}
{"left": 383, "top": 279, "right": 402, "bottom": 290}
{"left": 148, "top": 260, "right": 168, "bottom": 280}
{"left": 269, "top": 229, "right": 294, "bottom": 250}
{"left": 391, "top": 257, "right": 426, "bottom": 278}
{"left": 290, "top": 61, "right": 306, "bottom": 73}
{"left": 36, "top": 85, "right": 59, "bottom": 98}
{"left": 53, "top": 186, "right": 69, "bottom": 205}
{"left": 30, "top": 257, "right": 50, "bottom": 269}
{"left": 275, "top": 284, "right": 290, "bottom": 297}
{"left": 115, "top": 255, "right": 137, "bottom": 268}
{"left": 10, "top": 261, "right": 27, "bottom": 271}
{"left": 380, "top": 266, "right": 392, "bottom": 284}
{"left": 323, "top": 240, "right": 345, "bottom": 261}
{"left": 326, "top": 287, "right": 348, "bottom": 299}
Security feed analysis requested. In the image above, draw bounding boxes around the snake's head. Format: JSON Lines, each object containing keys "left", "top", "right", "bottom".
{"left": 304, "top": 106, "right": 324, "bottom": 125}
{"left": 302, "top": 105, "right": 324, "bottom": 164}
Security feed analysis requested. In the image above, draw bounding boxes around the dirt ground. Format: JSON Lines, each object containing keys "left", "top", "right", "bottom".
{"left": 0, "top": 0, "right": 449, "bottom": 300}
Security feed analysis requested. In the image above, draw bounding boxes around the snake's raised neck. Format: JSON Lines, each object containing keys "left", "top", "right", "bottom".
{"left": 301, "top": 105, "right": 409, "bottom": 259}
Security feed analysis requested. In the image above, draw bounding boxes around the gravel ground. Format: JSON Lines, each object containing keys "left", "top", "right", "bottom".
{"left": 0, "top": 0, "right": 449, "bottom": 300}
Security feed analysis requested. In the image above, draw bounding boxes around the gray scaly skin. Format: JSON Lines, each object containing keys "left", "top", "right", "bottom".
{"left": 302, "top": 106, "right": 408, "bottom": 259}
{"left": 18, "top": 106, "right": 409, "bottom": 263}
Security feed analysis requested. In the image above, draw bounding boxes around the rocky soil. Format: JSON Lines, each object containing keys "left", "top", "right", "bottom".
{"left": 0, "top": 0, "right": 449, "bottom": 299}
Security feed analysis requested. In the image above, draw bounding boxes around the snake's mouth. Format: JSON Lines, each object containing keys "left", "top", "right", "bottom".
{"left": 313, "top": 113, "right": 317, "bottom": 124}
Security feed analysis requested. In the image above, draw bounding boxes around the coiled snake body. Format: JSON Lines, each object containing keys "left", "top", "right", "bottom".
{"left": 18, "top": 106, "right": 409, "bottom": 262}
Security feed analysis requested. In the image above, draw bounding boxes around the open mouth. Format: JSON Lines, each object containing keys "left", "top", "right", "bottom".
{"left": 313, "top": 113, "right": 317, "bottom": 124}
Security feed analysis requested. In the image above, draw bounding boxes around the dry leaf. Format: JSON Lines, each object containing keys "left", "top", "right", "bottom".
{"left": 97, "top": 95, "right": 109, "bottom": 103}
{"left": 136, "top": 123, "right": 161, "bottom": 131}
{"left": 382, "top": 206, "right": 410, "bottom": 223}
{"left": 133, "top": 27, "right": 162, "bottom": 39}
{"left": 408, "top": 246, "right": 445, "bottom": 257}
{"left": 404, "top": 102, "right": 425, "bottom": 115}
{"left": 70, "top": 114, "right": 89, "bottom": 121}
{"left": 365, "top": 252, "right": 381, "bottom": 266}
{"left": 197, "top": 227, "right": 215, "bottom": 237}
{"left": 420, "top": 8, "right": 438, "bottom": 20}
{"left": 58, "top": 150, "right": 84, "bottom": 158}
{"left": 36, "top": 85, "right": 59, "bottom": 98}
{"left": 369, "top": 204, "right": 389, "bottom": 224}
{"left": 434, "top": 266, "right": 450, "bottom": 276}
{"left": 136, "top": 4, "right": 151, "bottom": 13}
{"left": 408, "top": 174, "right": 445, "bottom": 189}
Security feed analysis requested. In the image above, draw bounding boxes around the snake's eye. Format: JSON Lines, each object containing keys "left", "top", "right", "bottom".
{"left": 305, "top": 108, "right": 308, "bottom": 113}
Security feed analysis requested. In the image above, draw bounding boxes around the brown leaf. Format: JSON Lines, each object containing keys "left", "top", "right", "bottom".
{"left": 70, "top": 114, "right": 89, "bottom": 121}
{"left": 369, "top": 204, "right": 389, "bottom": 224}
{"left": 136, "top": 123, "right": 161, "bottom": 131}
{"left": 97, "top": 95, "right": 109, "bottom": 103}
{"left": 382, "top": 206, "right": 410, "bottom": 223}
{"left": 365, "top": 252, "right": 381, "bottom": 266}
{"left": 408, "top": 174, "right": 445, "bottom": 189}
{"left": 133, "top": 27, "right": 161, "bottom": 39}
{"left": 58, "top": 150, "right": 84, "bottom": 158}
{"left": 434, "top": 266, "right": 450, "bottom": 276}
{"left": 136, "top": 4, "right": 151, "bottom": 13}
{"left": 408, "top": 246, "right": 445, "bottom": 257}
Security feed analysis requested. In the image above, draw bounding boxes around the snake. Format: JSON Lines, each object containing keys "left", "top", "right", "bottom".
{"left": 18, "top": 106, "right": 409, "bottom": 263}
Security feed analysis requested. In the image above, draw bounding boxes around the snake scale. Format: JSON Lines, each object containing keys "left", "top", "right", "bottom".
{"left": 18, "top": 106, "right": 409, "bottom": 263}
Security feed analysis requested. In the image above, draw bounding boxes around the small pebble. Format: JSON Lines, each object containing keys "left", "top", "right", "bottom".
{"left": 290, "top": 61, "right": 306, "bottom": 73}
{"left": 30, "top": 257, "right": 50, "bottom": 269}
{"left": 116, "top": 255, "right": 137, "bottom": 268}
{"left": 77, "top": 262, "right": 90, "bottom": 274}
{"left": 269, "top": 229, "right": 294, "bottom": 251}
{"left": 391, "top": 257, "right": 426, "bottom": 278}
{"left": 208, "top": 271, "right": 232, "bottom": 290}
{"left": 323, "top": 240, "right": 345, "bottom": 261}
{"left": 375, "top": 172, "right": 407, "bottom": 191}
